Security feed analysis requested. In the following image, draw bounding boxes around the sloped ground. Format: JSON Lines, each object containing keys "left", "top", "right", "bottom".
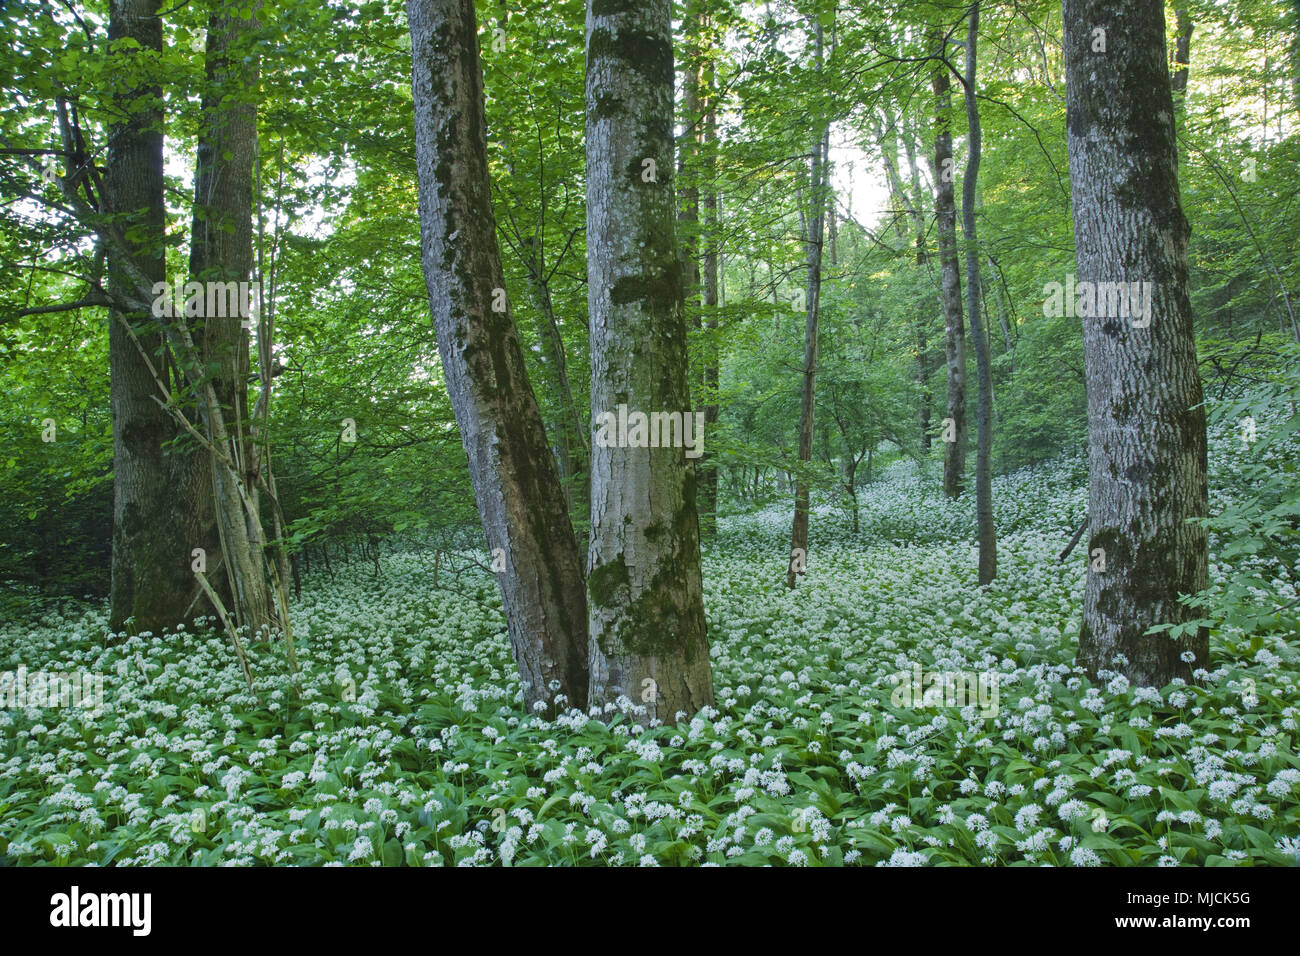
{"left": 1, "top": 434, "right": 1296, "bottom": 865}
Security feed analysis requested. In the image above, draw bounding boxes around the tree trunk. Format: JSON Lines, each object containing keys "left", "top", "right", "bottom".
{"left": 585, "top": 0, "right": 713, "bottom": 721}
{"left": 409, "top": 0, "right": 589, "bottom": 710}
{"left": 962, "top": 4, "right": 996, "bottom": 586}
{"left": 1292, "top": 0, "right": 1300, "bottom": 112}
{"left": 989, "top": 254, "right": 1014, "bottom": 363}
{"left": 1063, "top": 0, "right": 1210, "bottom": 684}
{"left": 932, "top": 32, "right": 967, "bottom": 499}
{"left": 787, "top": 21, "right": 828, "bottom": 590}
{"left": 191, "top": 0, "right": 275, "bottom": 640}
{"left": 106, "top": 0, "right": 185, "bottom": 635}
{"left": 1171, "top": 8, "right": 1192, "bottom": 95}
{"left": 520, "top": 244, "right": 589, "bottom": 521}
{"left": 878, "top": 119, "right": 935, "bottom": 453}
{"left": 699, "top": 47, "right": 721, "bottom": 539}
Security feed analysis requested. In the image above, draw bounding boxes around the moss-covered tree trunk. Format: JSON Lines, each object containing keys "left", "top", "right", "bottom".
{"left": 106, "top": 0, "right": 183, "bottom": 634}
{"left": 1063, "top": 0, "right": 1209, "bottom": 684}
{"left": 409, "top": 0, "right": 589, "bottom": 710}
{"left": 931, "top": 29, "right": 967, "bottom": 500}
{"left": 585, "top": 0, "right": 713, "bottom": 721}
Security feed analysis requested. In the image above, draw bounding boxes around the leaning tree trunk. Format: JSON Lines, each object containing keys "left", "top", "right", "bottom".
{"left": 106, "top": 0, "right": 182, "bottom": 635}
{"left": 961, "top": 4, "right": 996, "bottom": 585}
{"left": 409, "top": 0, "right": 589, "bottom": 710}
{"left": 1063, "top": 0, "right": 1209, "bottom": 684}
{"left": 787, "top": 21, "right": 828, "bottom": 590}
{"left": 585, "top": 0, "right": 713, "bottom": 721}
{"left": 931, "top": 30, "right": 967, "bottom": 499}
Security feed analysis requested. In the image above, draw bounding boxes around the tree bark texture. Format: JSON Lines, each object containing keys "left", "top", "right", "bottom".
{"left": 585, "top": 0, "right": 714, "bottom": 721}
{"left": 409, "top": 0, "right": 589, "bottom": 709}
{"left": 1063, "top": 0, "right": 1210, "bottom": 684}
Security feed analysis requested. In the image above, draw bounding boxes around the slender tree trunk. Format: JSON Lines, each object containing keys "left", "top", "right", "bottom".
{"left": 962, "top": 4, "right": 996, "bottom": 586}
{"left": 787, "top": 23, "right": 829, "bottom": 590}
{"left": 904, "top": 126, "right": 939, "bottom": 453}
{"left": 106, "top": 0, "right": 183, "bottom": 635}
{"left": 1063, "top": 0, "right": 1210, "bottom": 684}
{"left": 989, "top": 255, "right": 1014, "bottom": 362}
{"left": 521, "top": 246, "right": 589, "bottom": 520}
{"left": 1292, "top": 0, "right": 1300, "bottom": 112}
{"left": 700, "top": 39, "right": 721, "bottom": 538}
{"left": 585, "top": 0, "right": 713, "bottom": 721}
{"left": 932, "top": 31, "right": 967, "bottom": 498}
{"left": 878, "top": 119, "right": 935, "bottom": 453}
{"left": 409, "top": 0, "right": 589, "bottom": 710}
{"left": 1171, "top": 8, "right": 1192, "bottom": 95}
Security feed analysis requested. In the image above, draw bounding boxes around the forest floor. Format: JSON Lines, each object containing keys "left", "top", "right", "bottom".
{"left": 1, "top": 433, "right": 1297, "bottom": 865}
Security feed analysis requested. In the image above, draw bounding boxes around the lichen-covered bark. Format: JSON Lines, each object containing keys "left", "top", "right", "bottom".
{"left": 585, "top": 0, "right": 713, "bottom": 721}
{"left": 409, "top": 0, "right": 588, "bottom": 709}
{"left": 106, "top": 0, "right": 179, "bottom": 634}
{"left": 1063, "top": 0, "right": 1209, "bottom": 684}
{"left": 931, "top": 35, "right": 967, "bottom": 500}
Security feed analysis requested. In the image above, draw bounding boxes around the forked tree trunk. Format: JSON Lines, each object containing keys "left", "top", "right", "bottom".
{"left": 409, "top": 0, "right": 589, "bottom": 709}
{"left": 585, "top": 0, "right": 713, "bottom": 721}
{"left": 1063, "top": 0, "right": 1210, "bottom": 684}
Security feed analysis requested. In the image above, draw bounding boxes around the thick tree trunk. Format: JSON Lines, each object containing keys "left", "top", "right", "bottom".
{"left": 932, "top": 34, "right": 967, "bottom": 499}
{"left": 585, "top": 0, "right": 713, "bottom": 721}
{"left": 409, "top": 0, "right": 589, "bottom": 710}
{"left": 106, "top": 0, "right": 186, "bottom": 635}
{"left": 962, "top": 4, "right": 996, "bottom": 586}
{"left": 191, "top": 0, "right": 275, "bottom": 640}
{"left": 1063, "top": 0, "right": 1210, "bottom": 684}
